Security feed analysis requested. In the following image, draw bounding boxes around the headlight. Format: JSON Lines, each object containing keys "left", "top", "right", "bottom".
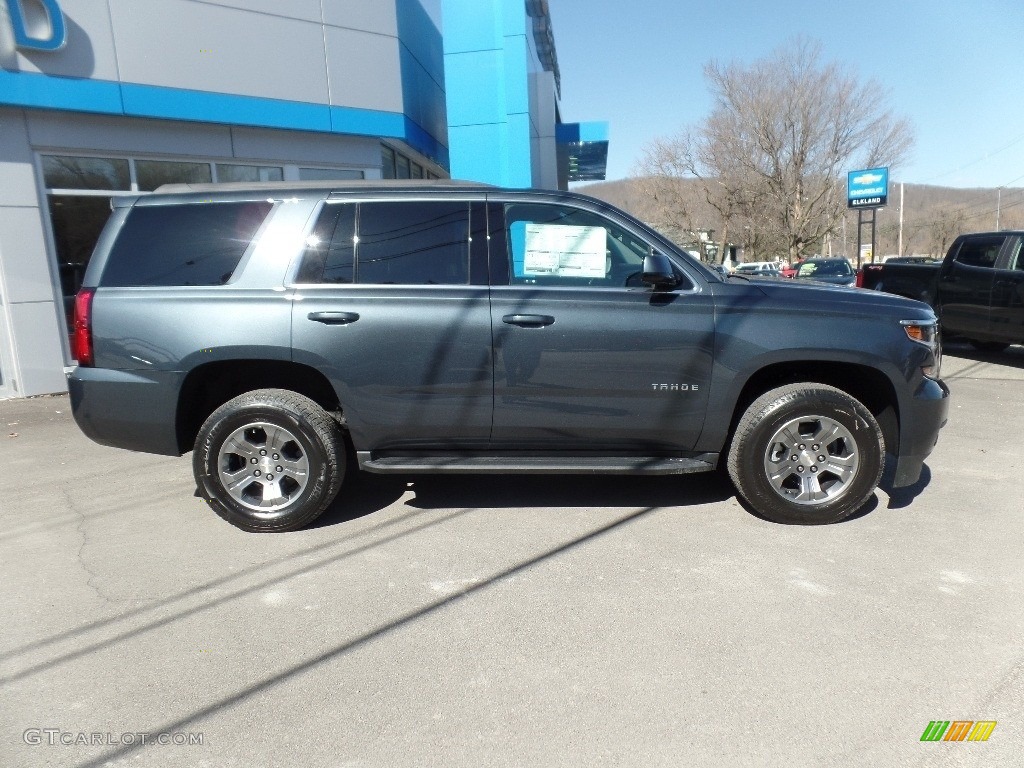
{"left": 901, "top": 320, "right": 941, "bottom": 379}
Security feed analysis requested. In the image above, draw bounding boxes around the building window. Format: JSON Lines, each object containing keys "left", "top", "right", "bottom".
{"left": 135, "top": 160, "right": 213, "bottom": 191}
{"left": 298, "top": 168, "right": 365, "bottom": 181}
{"left": 381, "top": 146, "right": 397, "bottom": 179}
{"left": 396, "top": 154, "right": 410, "bottom": 179}
{"left": 47, "top": 196, "right": 120, "bottom": 329}
{"left": 411, "top": 162, "right": 423, "bottom": 179}
{"left": 215, "top": 164, "right": 283, "bottom": 183}
{"left": 42, "top": 156, "right": 130, "bottom": 190}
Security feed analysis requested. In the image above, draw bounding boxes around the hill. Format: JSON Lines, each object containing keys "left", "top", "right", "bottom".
{"left": 576, "top": 178, "right": 1024, "bottom": 260}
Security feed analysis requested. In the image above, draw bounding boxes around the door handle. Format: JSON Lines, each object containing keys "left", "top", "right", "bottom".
{"left": 502, "top": 314, "right": 555, "bottom": 328}
{"left": 308, "top": 311, "right": 360, "bottom": 325}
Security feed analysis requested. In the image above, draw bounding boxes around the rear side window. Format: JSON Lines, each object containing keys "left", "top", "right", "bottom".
{"left": 101, "top": 201, "right": 273, "bottom": 287}
{"left": 298, "top": 201, "right": 471, "bottom": 285}
{"left": 953, "top": 236, "right": 1004, "bottom": 269}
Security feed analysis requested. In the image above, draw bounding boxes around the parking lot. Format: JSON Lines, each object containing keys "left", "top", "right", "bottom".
{"left": 1, "top": 341, "right": 1021, "bottom": 767}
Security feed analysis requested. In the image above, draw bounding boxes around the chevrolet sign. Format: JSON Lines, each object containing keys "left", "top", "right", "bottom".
{"left": 848, "top": 167, "right": 888, "bottom": 209}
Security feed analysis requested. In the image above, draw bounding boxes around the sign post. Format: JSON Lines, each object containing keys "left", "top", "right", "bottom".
{"left": 848, "top": 167, "right": 888, "bottom": 268}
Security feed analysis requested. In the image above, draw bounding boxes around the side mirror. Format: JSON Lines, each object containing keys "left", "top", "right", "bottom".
{"left": 642, "top": 252, "right": 680, "bottom": 290}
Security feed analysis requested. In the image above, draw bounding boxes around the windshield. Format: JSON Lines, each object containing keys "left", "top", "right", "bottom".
{"left": 798, "top": 260, "right": 852, "bottom": 277}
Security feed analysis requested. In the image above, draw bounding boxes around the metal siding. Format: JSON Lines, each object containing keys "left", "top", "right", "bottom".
{"left": 25, "top": 110, "right": 235, "bottom": 158}
{"left": 324, "top": 25, "right": 404, "bottom": 113}
{"left": 0, "top": 1, "right": 447, "bottom": 161}
{"left": 322, "top": 0, "right": 397, "bottom": 36}
{"left": 0, "top": 207, "right": 58, "bottom": 305}
{"left": 6, "top": 300, "right": 68, "bottom": 395}
{"left": 107, "top": 0, "right": 330, "bottom": 104}
{"left": 0, "top": 109, "right": 37, "bottom": 208}
{"left": 4, "top": 0, "right": 121, "bottom": 80}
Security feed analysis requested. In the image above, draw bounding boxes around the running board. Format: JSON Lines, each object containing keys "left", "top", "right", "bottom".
{"left": 357, "top": 452, "right": 718, "bottom": 475}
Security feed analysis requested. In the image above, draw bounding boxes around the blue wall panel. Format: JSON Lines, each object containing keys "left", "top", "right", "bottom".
{"left": 443, "top": 0, "right": 544, "bottom": 188}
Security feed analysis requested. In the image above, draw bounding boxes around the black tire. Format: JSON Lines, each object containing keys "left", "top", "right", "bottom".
{"left": 727, "top": 384, "right": 884, "bottom": 525}
{"left": 968, "top": 339, "right": 1010, "bottom": 353}
{"left": 193, "top": 389, "right": 345, "bottom": 532}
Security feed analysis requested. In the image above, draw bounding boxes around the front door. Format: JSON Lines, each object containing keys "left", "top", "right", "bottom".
{"left": 488, "top": 200, "right": 715, "bottom": 452}
{"left": 936, "top": 234, "right": 1006, "bottom": 338}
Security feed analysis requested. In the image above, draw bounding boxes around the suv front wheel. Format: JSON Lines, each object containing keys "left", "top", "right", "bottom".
{"left": 193, "top": 389, "right": 345, "bottom": 532}
{"left": 727, "top": 383, "right": 884, "bottom": 525}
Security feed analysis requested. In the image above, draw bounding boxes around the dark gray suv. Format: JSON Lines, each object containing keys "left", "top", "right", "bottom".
{"left": 69, "top": 181, "right": 948, "bottom": 531}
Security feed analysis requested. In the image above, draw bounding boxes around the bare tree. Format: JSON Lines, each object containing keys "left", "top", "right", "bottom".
{"left": 637, "top": 37, "right": 914, "bottom": 263}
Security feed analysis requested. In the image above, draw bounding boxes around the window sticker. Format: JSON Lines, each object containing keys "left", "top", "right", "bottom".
{"left": 523, "top": 224, "right": 607, "bottom": 278}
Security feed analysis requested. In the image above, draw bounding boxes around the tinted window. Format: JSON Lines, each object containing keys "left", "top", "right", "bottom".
{"left": 504, "top": 203, "right": 652, "bottom": 288}
{"left": 954, "top": 236, "right": 1004, "bottom": 268}
{"left": 297, "top": 201, "right": 471, "bottom": 285}
{"left": 102, "top": 201, "right": 273, "bottom": 287}
{"left": 357, "top": 202, "right": 470, "bottom": 285}
{"left": 306, "top": 204, "right": 356, "bottom": 284}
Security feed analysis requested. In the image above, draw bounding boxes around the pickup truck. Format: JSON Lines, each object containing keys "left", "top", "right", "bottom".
{"left": 858, "top": 232, "right": 1024, "bottom": 351}
{"left": 68, "top": 181, "right": 949, "bottom": 531}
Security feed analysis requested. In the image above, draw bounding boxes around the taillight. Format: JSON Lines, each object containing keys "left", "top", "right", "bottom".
{"left": 72, "top": 288, "right": 95, "bottom": 366}
{"left": 855, "top": 268, "right": 864, "bottom": 288}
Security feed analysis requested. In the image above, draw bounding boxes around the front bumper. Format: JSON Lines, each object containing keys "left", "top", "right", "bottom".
{"left": 892, "top": 376, "right": 950, "bottom": 488}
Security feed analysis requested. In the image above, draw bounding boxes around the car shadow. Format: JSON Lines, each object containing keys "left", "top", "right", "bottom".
{"left": 403, "top": 471, "right": 735, "bottom": 510}
{"left": 879, "top": 459, "right": 932, "bottom": 510}
{"left": 943, "top": 339, "right": 1024, "bottom": 370}
{"left": 312, "top": 469, "right": 737, "bottom": 528}
{"left": 731, "top": 486, "right": 881, "bottom": 525}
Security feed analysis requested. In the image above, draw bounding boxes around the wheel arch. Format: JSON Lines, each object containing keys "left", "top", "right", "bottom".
{"left": 176, "top": 360, "right": 342, "bottom": 454}
{"left": 725, "top": 361, "right": 900, "bottom": 458}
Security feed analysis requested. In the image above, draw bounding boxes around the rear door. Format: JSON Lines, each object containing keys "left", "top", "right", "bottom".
{"left": 935, "top": 234, "right": 1006, "bottom": 337}
{"left": 989, "top": 235, "right": 1024, "bottom": 344}
{"left": 290, "top": 196, "right": 493, "bottom": 451}
{"left": 487, "top": 198, "right": 715, "bottom": 452}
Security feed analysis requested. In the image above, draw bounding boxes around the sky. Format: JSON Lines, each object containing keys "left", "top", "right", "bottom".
{"left": 544, "top": 0, "right": 1024, "bottom": 189}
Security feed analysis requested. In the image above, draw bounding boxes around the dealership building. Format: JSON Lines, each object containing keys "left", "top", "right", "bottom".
{"left": 0, "top": 0, "right": 608, "bottom": 398}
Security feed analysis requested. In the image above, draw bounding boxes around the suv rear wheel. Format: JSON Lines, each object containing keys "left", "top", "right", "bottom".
{"left": 193, "top": 389, "right": 345, "bottom": 532}
{"left": 727, "top": 384, "right": 884, "bottom": 524}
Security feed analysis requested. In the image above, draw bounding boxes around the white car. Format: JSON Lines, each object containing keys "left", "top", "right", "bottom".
{"left": 734, "top": 261, "right": 783, "bottom": 275}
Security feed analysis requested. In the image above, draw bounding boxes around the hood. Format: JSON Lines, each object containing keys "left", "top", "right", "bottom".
{"left": 731, "top": 275, "right": 934, "bottom": 317}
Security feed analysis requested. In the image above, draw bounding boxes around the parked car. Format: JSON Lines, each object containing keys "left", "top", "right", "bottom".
{"left": 857, "top": 231, "right": 1024, "bottom": 351}
{"left": 734, "top": 261, "right": 783, "bottom": 275}
{"left": 795, "top": 257, "right": 857, "bottom": 286}
{"left": 68, "top": 181, "right": 948, "bottom": 531}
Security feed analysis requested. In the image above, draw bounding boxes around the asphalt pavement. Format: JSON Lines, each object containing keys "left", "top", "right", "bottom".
{"left": 1, "top": 340, "right": 1022, "bottom": 767}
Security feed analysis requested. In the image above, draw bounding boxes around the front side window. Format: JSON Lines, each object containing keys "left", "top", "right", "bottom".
{"left": 298, "top": 201, "right": 471, "bottom": 286}
{"left": 503, "top": 203, "right": 650, "bottom": 288}
{"left": 101, "top": 201, "right": 274, "bottom": 287}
